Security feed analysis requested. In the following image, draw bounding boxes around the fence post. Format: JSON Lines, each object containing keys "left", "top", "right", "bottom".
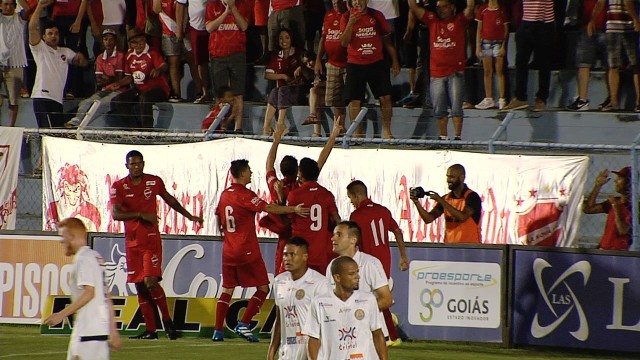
{"left": 342, "top": 107, "right": 369, "bottom": 149}
{"left": 488, "top": 112, "right": 515, "bottom": 153}
{"left": 631, "top": 133, "right": 640, "bottom": 251}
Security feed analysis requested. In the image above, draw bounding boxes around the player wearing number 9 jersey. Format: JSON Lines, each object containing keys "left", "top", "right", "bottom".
{"left": 213, "top": 159, "right": 309, "bottom": 342}
{"left": 287, "top": 158, "right": 341, "bottom": 274}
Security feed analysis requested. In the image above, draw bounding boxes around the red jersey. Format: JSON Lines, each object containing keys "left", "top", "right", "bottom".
{"left": 270, "top": 0, "right": 301, "bottom": 12}
{"left": 216, "top": 183, "right": 268, "bottom": 265}
{"left": 583, "top": 0, "right": 606, "bottom": 29}
{"left": 340, "top": 8, "right": 390, "bottom": 65}
{"left": 206, "top": 0, "right": 252, "bottom": 58}
{"left": 201, "top": 102, "right": 233, "bottom": 131}
{"left": 125, "top": 46, "right": 170, "bottom": 96}
{"left": 322, "top": 8, "right": 348, "bottom": 68}
{"left": 265, "top": 47, "right": 305, "bottom": 87}
{"left": 159, "top": 0, "right": 178, "bottom": 35}
{"left": 420, "top": 12, "right": 469, "bottom": 77}
{"left": 53, "top": 0, "right": 82, "bottom": 18}
{"left": 475, "top": 5, "right": 509, "bottom": 41}
{"left": 110, "top": 174, "right": 166, "bottom": 248}
{"left": 349, "top": 199, "right": 399, "bottom": 278}
{"left": 599, "top": 198, "right": 631, "bottom": 250}
{"left": 135, "top": 0, "right": 160, "bottom": 35}
{"left": 287, "top": 181, "right": 338, "bottom": 269}
{"left": 90, "top": 0, "right": 104, "bottom": 26}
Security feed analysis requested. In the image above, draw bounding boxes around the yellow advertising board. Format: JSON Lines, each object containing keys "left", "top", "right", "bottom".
{"left": 0, "top": 234, "right": 72, "bottom": 324}
{"left": 41, "top": 295, "right": 277, "bottom": 338}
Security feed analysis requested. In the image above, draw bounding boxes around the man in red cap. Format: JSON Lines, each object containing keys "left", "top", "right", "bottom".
{"left": 583, "top": 167, "right": 633, "bottom": 250}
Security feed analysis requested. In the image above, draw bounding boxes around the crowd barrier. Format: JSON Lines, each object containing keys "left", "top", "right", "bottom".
{"left": 2, "top": 231, "right": 637, "bottom": 352}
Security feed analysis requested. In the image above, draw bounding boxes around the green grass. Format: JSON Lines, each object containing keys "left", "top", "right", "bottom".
{"left": 0, "top": 325, "right": 637, "bottom": 360}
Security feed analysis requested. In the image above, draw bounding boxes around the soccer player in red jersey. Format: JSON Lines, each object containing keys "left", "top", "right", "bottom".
{"left": 214, "top": 159, "right": 309, "bottom": 342}
{"left": 110, "top": 150, "right": 204, "bottom": 340}
{"left": 287, "top": 158, "right": 341, "bottom": 273}
{"left": 346, "top": 180, "right": 408, "bottom": 346}
{"left": 261, "top": 122, "right": 342, "bottom": 274}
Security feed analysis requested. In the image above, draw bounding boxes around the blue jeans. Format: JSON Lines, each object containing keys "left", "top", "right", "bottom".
{"left": 431, "top": 71, "right": 464, "bottom": 118}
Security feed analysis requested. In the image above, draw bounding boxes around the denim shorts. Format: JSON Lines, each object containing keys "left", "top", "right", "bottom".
{"left": 576, "top": 30, "right": 608, "bottom": 68}
{"left": 431, "top": 71, "right": 465, "bottom": 118}
{"left": 480, "top": 40, "right": 504, "bottom": 58}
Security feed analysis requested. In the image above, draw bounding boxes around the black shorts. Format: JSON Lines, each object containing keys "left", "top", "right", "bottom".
{"left": 345, "top": 60, "right": 392, "bottom": 102}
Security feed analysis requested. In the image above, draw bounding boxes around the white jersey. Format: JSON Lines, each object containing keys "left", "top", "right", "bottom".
{"left": 326, "top": 251, "right": 388, "bottom": 293}
{"left": 368, "top": 0, "right": 399, "bottom": 19}
{"left": 30, "top": 41, "right": 75, "bottom": 104}
{"left": 304, "top": 291, "right": 382, "bottom": 360}
{"left": 70, "top": 246, "right": 110, "bottom": 338}
{"left": 273, "top": 268, "right": 331, "bottom": 360}
{"left": 0, "top": 13, "right": 27, "bottom": 68}
{"left": 176, "top": 0, "right": 210, "bottom": 31}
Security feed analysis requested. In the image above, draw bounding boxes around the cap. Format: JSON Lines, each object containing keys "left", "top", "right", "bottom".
{"left": 612, "top": 166, "right": 632, "bottom": 178}
{"left": 102, "top": 28, "right": 117, "bottom": 38}
{"left": 127, "top": 28, "right": 146, "bottom": 42}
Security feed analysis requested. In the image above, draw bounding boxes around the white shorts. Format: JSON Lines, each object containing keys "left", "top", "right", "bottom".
{"left": 67, "top": 335, "right": 109, "bottom": 360}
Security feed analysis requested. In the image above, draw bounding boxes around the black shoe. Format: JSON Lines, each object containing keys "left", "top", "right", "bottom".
{"left": 566, "top": 98, "right": 589, "bottom": 111}
{"left": 129, "top": 331, "right": 158, "bottom": 340}
{"left": 598, "top": 97, "right": 611, "bottom": 111}
{"left": 163, "top": 319, "right": 179, "bottom": 340}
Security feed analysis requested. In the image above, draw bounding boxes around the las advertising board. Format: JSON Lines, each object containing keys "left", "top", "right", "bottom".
{"left": 0, "top": 233, "right": 71, "bottom": 324}
{"left": 511, "top": 248, "right": 640, "bottom": 352}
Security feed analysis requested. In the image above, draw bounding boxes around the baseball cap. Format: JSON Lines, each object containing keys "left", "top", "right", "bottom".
{"left": 102, "top": 28, "right": 117, "bottom": 38}
{"left": 612, "top": 166, "right": 632, "bottom": 178}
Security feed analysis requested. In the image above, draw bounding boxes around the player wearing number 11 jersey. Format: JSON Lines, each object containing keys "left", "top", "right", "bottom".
{"left": 287, "top": 158, "right": 341, "bottom": 274}
{"left": 214, "top": 159, "right": 309, "bottom": 343}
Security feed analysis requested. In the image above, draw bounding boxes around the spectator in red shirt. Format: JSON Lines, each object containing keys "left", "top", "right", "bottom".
{"left": 287, "top": 157, "right": 341, "bottom": 273}
{"left": 206, "top": 0, "right": 251, "bottom": 133}
{"left": 65, "top": 29, "right": 126, "bottom": 129}
{"left": 110, "top": 28, "right": 170, "bottom": 128}
{"left": 474, "top": 0, "right": 509, "bottom": 110}
{"left": 340, "top": 0, "right": 400, "bottom": 139}
{"left": 262, "top": 28, "right": 314, "bottom": 136}
{"left": 201, "top": 85, "right": 234, "bottom": 133}
{"left": 213, "top": 159, "right": 308, "bottom": 342}
{"left": 306, "top": 0, "right": 349, "bottom": 133}
{"left": 583, "top": 167, "right": 632, "bottom": 250}
{"left": 409, "top": 0, "right": 475, "bottom": 141}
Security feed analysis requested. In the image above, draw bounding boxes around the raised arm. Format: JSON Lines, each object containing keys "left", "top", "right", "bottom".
{"left": 317, "top": 123, "right": 343, "bottom": 171}
{"left": 583, "top": 170, "right": 609, "bottom": 214}
{"left": 407, "top": 0, "right": 426, "bottom": 20}
{"left": 29, "top": 0, "right": 51, "bottom": 46}
{"left": 266, "top": 122, "right": 287, "bottom": 173}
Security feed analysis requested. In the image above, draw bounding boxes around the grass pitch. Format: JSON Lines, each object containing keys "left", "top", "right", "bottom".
{"left": 0, "top": 325, "right": 636, "bottom": 360}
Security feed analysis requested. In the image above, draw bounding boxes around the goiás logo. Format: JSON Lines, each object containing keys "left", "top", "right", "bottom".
{"left": 418, "top": 288, "right": 444, "bottom": 322}
{"left": 530, "top": 259, "right": 590, "bottom": 341}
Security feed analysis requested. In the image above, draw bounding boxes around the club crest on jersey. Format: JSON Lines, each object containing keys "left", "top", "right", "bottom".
{"left": 447, "top": 23, "right": 455, "bottom": 31}
{"left": 144, "top": 187, "right": 152, "bottom": 199}
{"left": 151, "top": 254, "right": 159, "bottom": 267}
{"left": 61, "top": 54, "right": 67, "bottom": 61}
{"left": 123, "top": 184, "right": 129, "bottom": 190}
{"left": 251, "top": 197, "right": 261, "bottom": 206}
{"left": 354, "top": 309, "right": 365, "bottom": 320}
{"left": 295, "top": 289, "right": 305, "bottom": 300}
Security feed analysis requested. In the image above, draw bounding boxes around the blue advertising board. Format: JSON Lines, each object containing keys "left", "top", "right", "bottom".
{"left": 511, "top": 248, "right": 640, "bottom": 352}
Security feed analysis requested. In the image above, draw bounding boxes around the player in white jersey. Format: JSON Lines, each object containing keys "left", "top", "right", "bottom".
{"left": 268, "top": 236, "right": 331, "bottom": 360}
{"left": 327, "top": 221, "right": 392, "bottom": 311}
{"left": 305, "top": 256, "right": 388, "bottom": 360}
{"left": 44, "top": 217, "right": 120, "bottom": 360}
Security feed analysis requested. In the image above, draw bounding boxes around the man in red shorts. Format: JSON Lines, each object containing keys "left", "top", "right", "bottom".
{"left": 111, "top": 150, "right": 204, "bottom": 340}
{"left": 287, "top": 158, "right": 341, "bottom": 273}
{"left": 214, "top": 159, "right": 309, "bottom": 342}
{"left": 346, "top": 179, "right": 409, "bottom": 346}
{"left": 261, "top": 122, "right": 341, "bottom": 274}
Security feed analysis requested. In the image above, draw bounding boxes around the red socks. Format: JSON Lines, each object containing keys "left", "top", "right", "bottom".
{"left": 241, "top": 289, "right": 268, "bottom": 324}
{"left": 216, "top": 292, "right": 232, "bottom": 331}
{"left": 137, "top": 292, "right": 157, "bottom": 332}
{"left": 149, "top": 286, "right": 171, "bottom": 321}
{"left": 383, "top": 309, "right": 399, "bottom": 340}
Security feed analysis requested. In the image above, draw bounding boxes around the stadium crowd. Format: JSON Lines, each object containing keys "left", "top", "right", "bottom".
{"left": 2, "top": 0, "right": 640, "bottom": 136}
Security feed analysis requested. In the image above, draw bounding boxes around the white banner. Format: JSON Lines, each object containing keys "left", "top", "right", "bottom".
{"left": 42, "top": 137, "right": 588, "bottom": 246}
{"left": 408, "top": 260, "right": 502, "bottom": 328}
{"left": 0, "top": 127, "right": 23, "bottom": 230}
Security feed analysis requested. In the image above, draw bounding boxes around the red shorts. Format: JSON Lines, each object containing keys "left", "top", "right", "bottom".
{"left": 126, "top": 244, "right": 163, "bottom": 283}
{"left": 190, "top": 27, "right": 210, "bottom": 66}
{"left": 254, "top": 0, "right": 269, "bottom": 26}
{"left": 222, "top": 258, "right": 269, "bottom": 288}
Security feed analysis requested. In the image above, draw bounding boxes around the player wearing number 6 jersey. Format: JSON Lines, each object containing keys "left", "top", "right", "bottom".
{"left": 214, "top": 159, "right": 309, "bottom": 343}
{"left": 287, "top": 158, "right": 341, "bottom": 274}
{"left": 346, "top": 180, "right": 408, "bottom": 346}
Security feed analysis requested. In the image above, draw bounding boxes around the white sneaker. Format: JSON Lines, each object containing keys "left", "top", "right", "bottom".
{"left": 475, "top": 98, "right": 496, "bottom": 110}
{"left": 65, "top": 117, "right": 81, "bottom": 128}
{"left": 498, "top": 98, "right": 507, "bottom": 110}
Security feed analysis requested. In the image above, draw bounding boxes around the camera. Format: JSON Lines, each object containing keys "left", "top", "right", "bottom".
{"left": 410, "top": 186, "right": 433, "bottom": 199}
